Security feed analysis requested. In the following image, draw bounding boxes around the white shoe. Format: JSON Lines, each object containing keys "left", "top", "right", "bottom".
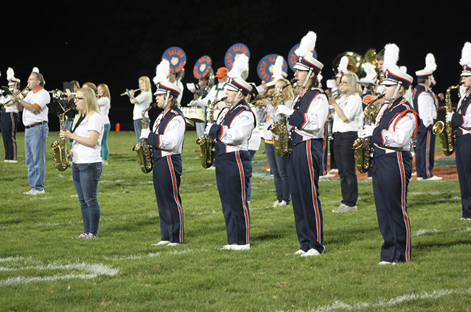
{"left": 320, "top": 173, "right": 335, "bottom": 179}
{"left": 231, "top": 244, "right": 250, "bottom": 250}
{"left": 378, "top": 261, "right": 396, "bottom": 265}
{"left": 167, "top": 242, "right": 180, "bottom": 246}
{"left": 425, "top": 176, "right": 442, "bottom": 181}
{"left": 301, "top": 249, "right": 320, "bottom": 257}
{"left": 23, "top": 189, "right": 45, "bottom": 195}
{"left": 278, "top": 200, "right": 288, "bottom": 207}
{"left": 272, "top": 201, "right": 280, "bottom": 207}
{"left": 411, "top": 171, "right": 417, "bottom": 176}
{"left": 328, "top": 169, "right": 338, "bottom": 173}
{"left": 332, "top": 204, "right": 357, "bottom": 213}
{"left": 220, "top": 244, "right": 236, "bottom": 250}
{"left": 294, "top": 249, "right": 306, "bottom": 255}
{"left": 416, "top": 177, "right": 423, "bottom": 181}
{"left": 151, "top": 240, "right": 170, "bottom": 246}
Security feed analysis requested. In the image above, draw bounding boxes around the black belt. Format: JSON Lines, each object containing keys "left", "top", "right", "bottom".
{"left": 25, "top": 121, "right": 47, "bottom": 129}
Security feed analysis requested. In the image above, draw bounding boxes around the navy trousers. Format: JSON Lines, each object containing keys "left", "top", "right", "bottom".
{"left": 216, "top": 150, "right": 251, "bottom": 245}
{"left": 415, "top": 124, "right": 436, "bottom": 179}
{"left": 289, "top": 139, "right": 324, "bottom": 253}
{"left": 1, "top": 112, "right": 19, "bottom": 161}
{"left": 456, "top": 135, "right": 471, "bottom": 218}
{"left": 153, "top": 155, "right": 184, "bottom": 243}
{"left": 372, "top": 151, "right": 412, "bottom": 263}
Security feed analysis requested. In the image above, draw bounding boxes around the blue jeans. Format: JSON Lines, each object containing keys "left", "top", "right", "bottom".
{"left": 101, "top": 123, "right": 111, "bottom": 160}
{"left": 72, "top": 162, "right": 103, "bottom": 235}
{"left": 265, "top": 142, "right": 290, "bottom": 203}
{"left": 25, "top": 123, "right": 48, "bottom": 191}
{"left": 134, "top": 118, "right": 150, "bottom": 143}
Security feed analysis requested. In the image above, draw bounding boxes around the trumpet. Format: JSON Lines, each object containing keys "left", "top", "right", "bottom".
{"left": 121, "top": 88, "right": 141, "bottom": 96}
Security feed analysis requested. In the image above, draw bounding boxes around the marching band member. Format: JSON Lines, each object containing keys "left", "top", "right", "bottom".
{"left": 1, "top": 68, "right": 21, "bottom": 163}
{"left": 255, "top": 57, "right": 292, "bottom": 207}
{"left": 275, "top": 31, "right": 329, "bottom": 257}
{"left": 329, "top": 71, "right": 363, "bottom": 213}
{"left": 206, "top": 55, "right": 255, "bottom": 251}
{"left": 191, "top": 67, "right": 230, "bottom": 112}
{"left": 141, "top": 60, "right": 185, "bottom": 246}
{"left": 13, "top": 68, "right": 50, "bottom": 195}
{"left": 413, "top": 54, "right": 442, "bottom": 180}
{"left": 129, "top": 76, "right": 152, "bottom": 143}
{"left": 363, "top": 43, "right": 418, "bottom": 264}
{"left": 447, "top": 42, "right": 471, "bottom": 220}
{"left": 167, "top": 71, "right": 184, "bottom": 104}
{"left": 64, "top": 81, "right": 80, "bottom": 148}
{"left": 60, "top": 87, "right": 104, "bottom": 239}
{"left": 97, "top": 84, "right": 111, "bottom": 165}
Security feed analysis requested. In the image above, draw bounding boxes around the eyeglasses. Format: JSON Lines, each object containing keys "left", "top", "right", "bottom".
{"left": 75, "top": 97, "right": 84, "bottom": 101}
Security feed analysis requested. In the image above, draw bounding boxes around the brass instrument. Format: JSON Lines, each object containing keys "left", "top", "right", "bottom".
{"left": 352, "top": 94, "right": 384, "bottom": 173}
{"left": 3, "top": 85, "right": 29, "bottom": 108}
{"left": 132, "top": 103, "right": 158, "bottom": 173}
{"left": 196, "top": 99, "right": 224, "bottom": 168}
{"left": 268, "top": 94, "right": 290, "bottom": 157}
{"left": 51, "top": 105, "right": 76, "bottom": 171}
{"left": 332, "top": 52, "right": 362, "bottom": 76}
{"left": 432, "top": 84, "right": 460, "bottom": 156}
{"left": 248, "top": 89, "right": 274, "bottom": 107}
{"left": 359, "top": 49, "right": 378, "bottom": 78}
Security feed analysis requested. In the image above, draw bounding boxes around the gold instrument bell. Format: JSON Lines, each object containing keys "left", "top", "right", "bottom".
{"left": 332, "top": 52, "right": 362, "bottom": 76}
{"left": 360, "top": 49, "right": 378, "bottom": 75}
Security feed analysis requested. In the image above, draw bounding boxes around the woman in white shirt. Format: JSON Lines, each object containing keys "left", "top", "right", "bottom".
{"left": 129, "top": 76, "right": 152, "bottom": 142}
{"left": 97, "top": 84, "right": 111, "bottom": 165}
{"left": 61, "top": 87, "right": 104, "bottom": 239}
{"left": 329, "top": 73, "right": 362, "bottom": 213}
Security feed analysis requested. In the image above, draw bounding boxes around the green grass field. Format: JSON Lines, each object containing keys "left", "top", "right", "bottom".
{"left": 1, "top": 130, "right": 470, "bottom": 311}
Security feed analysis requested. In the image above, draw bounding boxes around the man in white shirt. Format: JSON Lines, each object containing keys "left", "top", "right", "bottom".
{"left": 13, "top": 71, "right": 50, "bottom": 195}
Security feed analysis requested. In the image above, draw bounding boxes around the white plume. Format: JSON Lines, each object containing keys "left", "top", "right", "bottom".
{"left": 272, "top": 56, "right": 284, "bottom": 81}
{"left": 32, "top": 67, "right": 39, "bottom": 73}
{"left": 338, "top": 56, "right": 349, "bottom": 73}
{"left": 295, "top": 31, "right": 317, "bottom": 58}
{"left": 383, "top": 43, "right": 399, "bottom": 72}
{"left": 153, "top": 59, "right": 170, "bottom": 85}
{"left": 460, "top": 42, "right": 471, "bottom": 66}
{"left": 7, "top": 67, "right": 15, "bottom": 80}
{"left": 425, "top": 53, "right": 437, "bottom": 71}
{"left": 363, "top": 63, "right": 376, "bottom": 79}
{"left": 228, "top": 54, "right": 249, "bottom": 79}
{"left": 399, "top": 66, "right": 407, "bottom": 73}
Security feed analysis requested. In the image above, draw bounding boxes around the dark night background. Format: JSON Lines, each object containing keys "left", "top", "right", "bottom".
{"left": 3, "top": 1, "right": 468, "bottom": 131}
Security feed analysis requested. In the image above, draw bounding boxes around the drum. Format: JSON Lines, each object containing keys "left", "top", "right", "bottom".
{"left": 187, "top": 107, "right": 205, "bottom": 123}
{"left": 181, "top": 107, "right": 195, "bottom": 127}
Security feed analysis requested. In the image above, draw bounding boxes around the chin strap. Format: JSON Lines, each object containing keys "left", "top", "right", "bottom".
{"left": 302, "top": 68, "right": 313, "bottom": 89}
{"left": 390, "top": 82, "right": 402, "bottom": 103}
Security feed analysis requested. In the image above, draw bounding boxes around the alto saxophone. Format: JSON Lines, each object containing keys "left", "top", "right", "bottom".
{"left": 132, "top": 103, "right": 157, "bottom": 173}
{"left": 268, "top": 95, "right": 290, "bottom": 157}
{"left": 352, "top": 94, "right": 384, "bottom": 173}
{"left": 432, "top": 84, "right": 460, "bottom": 156}
{"left": 196, "top": 100, "right": 218, "bottom": 168}
{"left": 51, "top": 105, "right": 76, "bottom": 171}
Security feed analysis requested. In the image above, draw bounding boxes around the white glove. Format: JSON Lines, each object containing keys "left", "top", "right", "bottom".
{"left": 362, "top": 125, "right": 374, "bottom": 138}
{"left": 446, "top": 111, "right": 453, "bottom": 123}
{"left": 140, "top": 129, "right": 150, "bottom": 139}
{"left": 275, "top": 105, "right": 294, "bottom": 117}
{"left": 188, "top": 101, "right": 197, "bottom": 107}
{"left": 204, "top": 123, "right": 213, "bottom": 136}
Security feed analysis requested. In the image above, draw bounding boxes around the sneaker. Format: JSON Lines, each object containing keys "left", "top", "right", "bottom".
{"left": 86, "top": 233, "right": 97, "bottom": 239}
{"left": 320, "top": 173, "right": 335, "bottom": 179}
{"left": 294, "top": 249, "right": 306, "bottom": 255}
{"left": 220, "top": 244, "right": 236, "bottom": 250}
{"left": 77, "top": 233, "right": 89, "bottom": 239}
{"left": 332, "top": 204, "right": 357, "bottom": 213}
{"left": 231, "top": 244, "right": 250, "bottom": 250}
{"left": 167, "top": 242, "right": 181, "bottom": 246}
{"left": 329, "top": 169, "right": 338, "bottom": 173}
{"left": 411, "top": 171, "right": 417, "bottom": 176}
{"left": 102, "top": 160, "right": 109, "bottom": 165}
{"left": 425, "top": 176, "right": 442, "bottom": 181}
{"left": 23, "top": 189, "right": 45, "bottom": 195}
{"left": 416, "top": 177, "right": 423, "bottom": 181}
{"left": 151, "top": 240, "right": 170, "bottom": 246}
{"left": 273, "top": 200, "right": 281, "bottom": 207}
{"left": 301, "top": 248, "right": 320, "bottom": 257}
{"left": 378, "top": 261, "right": 396, "bottom": 265}
{"left": 278, "top": 200, "right": 288, "bottom": 207}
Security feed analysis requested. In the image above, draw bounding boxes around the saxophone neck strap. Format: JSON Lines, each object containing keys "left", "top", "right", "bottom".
{"left": 71, "top": 114, "right": 86, "bottom": 134}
